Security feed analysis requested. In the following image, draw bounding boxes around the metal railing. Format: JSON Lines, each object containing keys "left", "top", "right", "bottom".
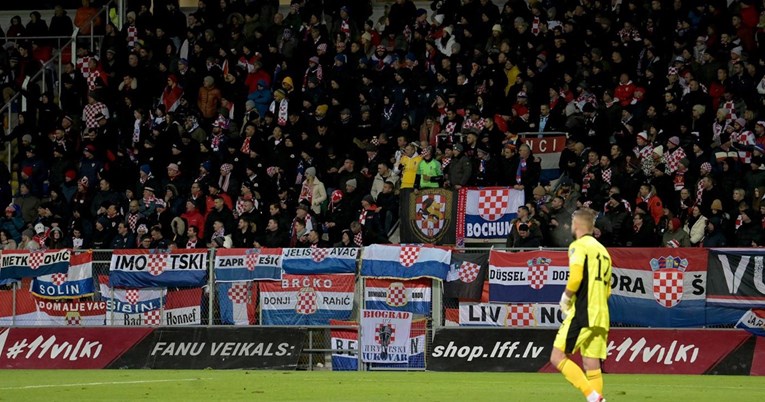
{"left": 1, "top": 0, "right": 117, "bottom": 172}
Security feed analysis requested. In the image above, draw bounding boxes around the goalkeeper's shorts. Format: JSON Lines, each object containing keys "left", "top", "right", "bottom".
{"left": 553, "top": 313, "right": 608, "bottom": 360}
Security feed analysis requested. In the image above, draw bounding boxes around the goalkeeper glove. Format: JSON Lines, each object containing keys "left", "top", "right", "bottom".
{"left": 559, "top": 292, "right": 573, "bottom": 318}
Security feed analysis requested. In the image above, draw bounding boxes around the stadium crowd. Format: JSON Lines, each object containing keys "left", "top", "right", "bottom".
{"left": 0, "top": 0, "right": 764, "bottom": 252}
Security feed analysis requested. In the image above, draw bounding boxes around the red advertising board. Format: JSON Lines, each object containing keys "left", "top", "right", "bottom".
{"left": 0, "top": 327, "right": 152, "bottom": 369}
{"left": 752, "top": 337, "right": 765, "bottom": 376}
{"left": 540, "top": 329, "right": 754, "bottom": 375}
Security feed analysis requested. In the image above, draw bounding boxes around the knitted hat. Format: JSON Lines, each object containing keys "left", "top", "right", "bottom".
{"left": 305, "top": 167, "right": 316, "bottom": 178}
{"left": 670, "top": 217, "right": 681, "bottom": 231}
{"left": 652, "top": 145, "right": 664, "bottom": 157}
{"left": 346, "top": 179, "right": 357, "bottom": 188}
{"left": 711, "top": 199, "right": 723, "bottom": 211}
{"left": 362, "top": 194, "right": 374, "bottom": 204}
{"left": 668, "top": 136, "right": 680, "bottom": 146}
{"left": 220, "top": 163, "right": 233, "bottom": 174}
{"left": 532, "top": 186, "right": 546, "bottom": 197}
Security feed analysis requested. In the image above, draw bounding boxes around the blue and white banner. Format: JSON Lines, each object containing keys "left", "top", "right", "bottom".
{"left": 361, "top": 244, "right": 451, "bottom": 280}
{"left": 331, "top": 319, "right": 426, "bottom": 370}
{"left": 360, "top": 310, "right": 412, "bottom": 363}
{"left": 488, "top": 250, "right": 568, "bottom": 303}
{"left": 456, "top": 187, "right": 524, "bottom": 245}
{"left": 0, "top": 249, "right": 70, "bottom": 280}
{"left": 736, "top": 309, "right": 765, "bottom": 337}
{"left": 218, "top": 281, "right": 257, "bottom": 325}
{"left": 607, "top": 249, "right": 730, "bottom": 327}
{"left": 99, "top": 277, "right": 166, "bottom": 325}
{"left": 109, "top": 249, "right": 208, "bottom": 288}
{"left": 281, "top": 247, "right": 358, "bottom": 274}
{"left": 260, "top": 274, "right": 355, "bottom": 325}
{"left": 32, "top": 252, "right": 94, "bottom": 299}
{"left": 364, "top": 278, "right": 432, "bottom": 315}
{"left": 214, "top": 248, "right": 282, "bottom": 282}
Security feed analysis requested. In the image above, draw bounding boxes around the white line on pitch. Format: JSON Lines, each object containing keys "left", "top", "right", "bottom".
{"left": 0, "top": 378, "right": 212, "bottom": 390}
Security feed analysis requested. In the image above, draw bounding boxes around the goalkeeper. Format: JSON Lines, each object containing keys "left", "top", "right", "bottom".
{"left": 550, "top": 208, "right": 612, "bottom": 402}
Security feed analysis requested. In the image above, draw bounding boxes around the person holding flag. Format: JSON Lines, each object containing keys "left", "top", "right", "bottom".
{"left": 550, "top": 208, "right": 612, "bottom": 402}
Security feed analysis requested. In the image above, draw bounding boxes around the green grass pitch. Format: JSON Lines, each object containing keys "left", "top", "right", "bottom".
{"left": 0, "top": 371, "right": 763, "bottom": 401}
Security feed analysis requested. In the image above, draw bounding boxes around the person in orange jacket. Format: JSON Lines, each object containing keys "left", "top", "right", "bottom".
{"left": 636, "top": 183, "right": 664, "bottom": 224}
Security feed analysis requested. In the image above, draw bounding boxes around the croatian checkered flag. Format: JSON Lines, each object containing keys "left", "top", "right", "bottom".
{"left": 445, "top": 252, "right": 488, "bottom": 299}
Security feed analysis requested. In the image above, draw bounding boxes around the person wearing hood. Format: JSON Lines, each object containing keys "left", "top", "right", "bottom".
{"left": 160, "top": 74, "right": 184, "bottom": 112}
{"left": 18, "top": 229, "right": 39, "bottom": 251}
{"left": 735, "top": 208, "right": 764, "bottom": 246}
{"left": 247, "top": 79, "right": 274, "bottom": 116}
{"left": 703, "top": 215, "right": 728, "bottom": 247}
{"left": 662, "top": 217, "right": 691, "bottom": 248}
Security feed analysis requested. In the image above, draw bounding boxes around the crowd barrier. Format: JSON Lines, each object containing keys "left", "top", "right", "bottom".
{"left": 1, "top": 246, "right": 764, "bottom": 373}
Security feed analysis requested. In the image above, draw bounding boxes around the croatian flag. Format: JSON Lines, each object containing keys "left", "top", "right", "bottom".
{"left": 0, "top": 279, "right": 38, "bottom": 325}
{"left": 32, "top": 252, "right": 94, "bottom": 299}
{"left": 361, "top": 244, "right": 451, "bottom": 280}
{"left": 364, "top": 278, "right": 432, "bottom": 315}
{"left": 162, "top": 288, "right": 203, "bottom": 326}
{"left": 214, "top": 248, "right": 282, "bottom": 282}
{"left": 99, "top": 276, "right": 167, "bottom": 326}
{"left": 456, "top": 188, "right": 525, "bottom": 245}
{"left": 488, "top": 250, "right": 569, "bottom": 303}
{"left": 330, "top": 320, "right": 359, "bottom": 371}
{"left": 218, "top": 281, "right": 258, "bottom": 325}
{"left": 109, "top": 249, "right": 208, "bottom": 288}
{"left": 0, "top": 249, "right": 71, "bottom": 280}
{"left": 281, "top": 247, "right": 358, "bottom": 274}
{"left": 735, "top": 309, "right": 765, "bottom": 337}
{"left": 260, "top": 274, "right": 356, "bottom": 325}
{"left": 34, "top": 300, "right": 106, "bottom": 326}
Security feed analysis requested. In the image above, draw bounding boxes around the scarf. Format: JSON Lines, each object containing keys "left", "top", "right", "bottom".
{"left": 441, "top": 157, "right": 451, "bottom": 170}
{"left": 516, "top": 158, "right": 526, "bottom": 184}
{"left": 186, "top": 239, "right": 197, "bottom": 248}
{"left": 211, "top": 133, "right": 223, "bottom": 151}
{"left": 602, "top": 167, "right": 612, "bottom": 185}
{"left": 299, "top": 180, "right": 312, "bottom": 204}
{"left": 133, "top": 119, "right": 142, "bottom": 144}
{"left": 127, "top": 212, "right": 140, "bottom": 232}
{"left": 127, "top": 25, "right": 138, "bottom": 49}
{"left": 219, "top": 173, "right": 231, "bottom": 193}
{"left": 241, "top": 136, "right": 251, "bottom": 154}
{"left": 278, "top": 99, "right": 288, "bottom": 126}
{"left": 353, "top": 231, "right": 363, "bottom": 247}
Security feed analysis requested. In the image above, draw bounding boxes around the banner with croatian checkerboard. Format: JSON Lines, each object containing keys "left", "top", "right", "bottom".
{"left": 456, "top": 187, "right": 525, "bottom": 246}
{"left": 281, "top": 247, "right": 358, "bottom": 274}
{"left": 608, "top": 248, "right": 727, "bottom": 327}
{"left": 488, "top": 250, "right": 568, "bottom": 303}
{"left": 360, "top": 244, "right": 451, "bottom": 280}
{"left": 259, "top": 274, "right": 355, "bottom": 325}
{"left": 109, "top": 249, "right": 208, "bottom": 288}
{"left": 217, "top": 281, "right": 258, "bottom": 325}
{"left": 214, "top": 248, "right": 282, "bottom": 282}
{"left": 0, "top": 249, "right": 71, "bottom": 280}
{"left": 445, "top": 252, "right": 488, "bottom": 300}
{"left": 332, "top": 319, "right": 426, "bottom": 370}
{"left": 34, "top": 299, "right": 106, "bottom": 326}
{"left": 360, "top": 309, "right": 412, "bottom": 363}
{"left": 31, "top": 252, "right": 94, "bottom": 299}
{"left": 399, "top": 188, "right": 457, "bottom": 245}
{"left": 364, "top": 278, "right": 432, "bottom": 315}
{"left": 451, "top": 302, "right": 564, "bottom": 328}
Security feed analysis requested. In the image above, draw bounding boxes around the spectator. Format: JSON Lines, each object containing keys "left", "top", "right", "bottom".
{"left": 49, "top": 6, "right": 74, "bottom": 37}
{"left": 662, "top": 217, "right": 691, "bottom": 248}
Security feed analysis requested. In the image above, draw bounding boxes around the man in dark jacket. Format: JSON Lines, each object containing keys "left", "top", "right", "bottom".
{"left": 447, "top": 143, "right": 472, "bottom": 189}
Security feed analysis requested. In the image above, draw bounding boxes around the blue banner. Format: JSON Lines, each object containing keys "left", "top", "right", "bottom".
{"left": 281, "top": 247, "right": 358, "bottom": 274}
{"left": 488, "top": 250, "right": 568, "bottom": 303}
{"left": 364, "top": 278, "right": 432, "bottom": 315}
{"left": 214, "top": 248, "right": 282, "bottom": 282}
{"left": 260, "top": 274, "right": 355, "bottom": 325}
{"left": 0, "top": 249, "right": 70, "bottom": 280}
{"left": 360, "top": 244, "right": 451, "bottom": 280}
{"left": 109, "top": 249, "right": 208, "bottom": 288}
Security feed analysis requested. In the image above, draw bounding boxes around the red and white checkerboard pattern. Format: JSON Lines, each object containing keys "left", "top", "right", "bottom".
{"left": 147, "top": 253, "right": 166, "bottom": 276}
{"left": 65, "top": 314, "right": 82, "bottom": 326}
{"left": 477, "top": 189, "right": 510, "bottom": 222}
{"left": 51, "top": 273, "right": 68, "bottom": 286}
{"left": 126, "top": 289, "right": 139, "bottom": 304}
{"left": 653, "top": 269, "right": 684, "bottom": 308}
{"left": 506, "top": 304, "right": 534, "bottom": 327}
{"left": 311, "top": 248, "right": 329, "bottom": 263}
{"left": 295, "top": 287, "right": 318, "bottom": 314}
{"left": 386, "top": 282, "right": 408, "bottom": 307}
{"left": 416, "top": 195, "right": 444, "bottom": 237}
{"left": 143, "top": 310, "right": 162, "bottom": 326}
{"left": 399, "top": 245, "right": 420, "bottom": 268}
{"left": 374, "top": 324, "right": 396, "bottom": 343}
{"left": 527, "top": 264, "right": 549, "bottom": 290}
{"left": 28, "top": 251, "right": 45, "bottom": 270}
{"left": 458, "top": 261, "right": 481, "bottom": 283}
{"left": 228, "top": 284, "right": 249, "bottom": 304}
{"left": 246, "top": 252, "right": 259, "bottom": 271}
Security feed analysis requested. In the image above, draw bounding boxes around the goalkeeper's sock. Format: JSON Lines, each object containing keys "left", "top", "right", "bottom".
{"left": 586, "top": 369, "right": 603, "bottom": 394}
{"left": 557, "top": 358, "right": 595, "bottom": 398}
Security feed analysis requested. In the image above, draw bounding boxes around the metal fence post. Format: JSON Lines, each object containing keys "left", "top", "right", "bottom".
{"left": 357, "top": 268, "right": 365, "bottom": 371}
{"left": 431, "top": 278, "right": 443, "bottom": 340}
{"left": 11, "top": 281, "right": 17, "bottom": 326}
{"left": 208, "top": 248, "right": 215, "bottom": 326}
